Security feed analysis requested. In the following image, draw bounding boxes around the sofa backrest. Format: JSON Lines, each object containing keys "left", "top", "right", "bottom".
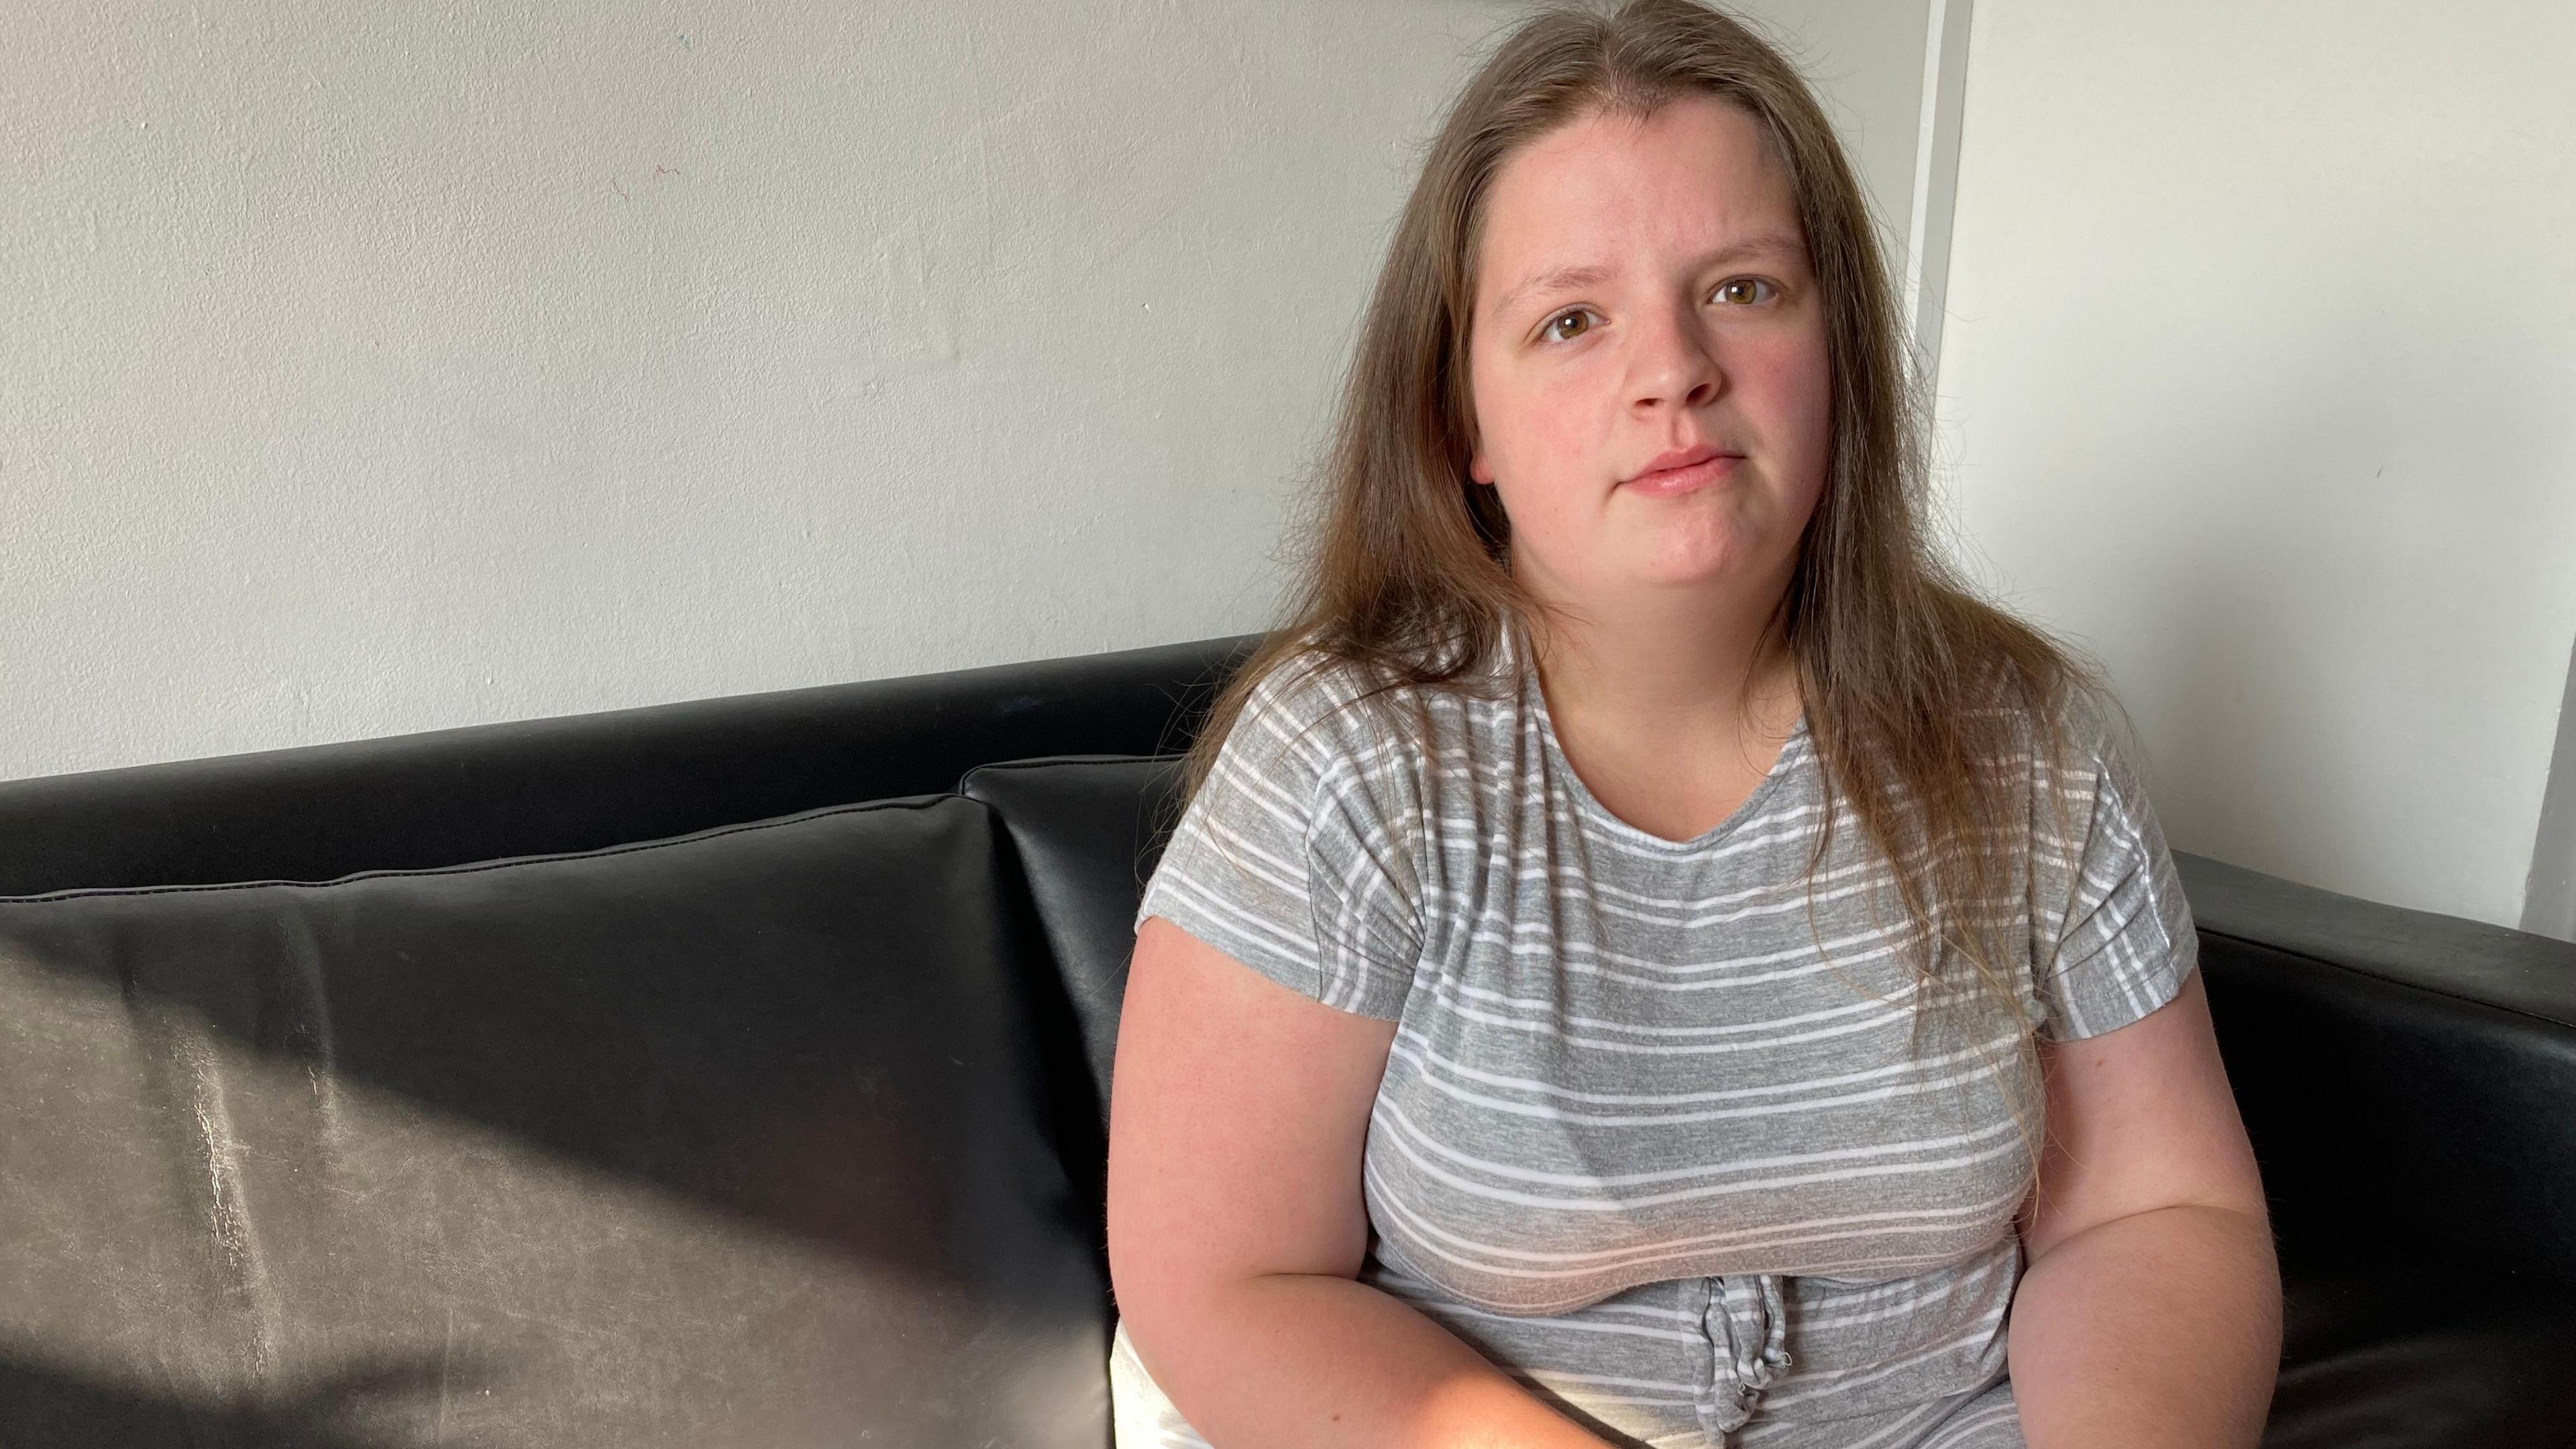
{"left": 0, "top": 796, "right": 1113, "bottom": 1449}
{"left": 958, "top": 755, "right": 1191, "bottom": 1284}
{"left": 960, "top": 755, "right": 1189, "bottom": 1134}
{"left": 0, "top": 634, "right": 1256, "bottom": 898}
{"left": 2180, "top": 856, "right": 2576, "bottom": 1289}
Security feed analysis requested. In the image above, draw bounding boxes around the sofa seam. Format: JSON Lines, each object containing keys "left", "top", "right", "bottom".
{"left": 0, "top": 795, "right": 971, "bottom": 906}
{"left": 969, "top": 753, "right": 1185, "bottom": 770}
{"left": 955, "top": 751, "right": 1186, "bottom": 794}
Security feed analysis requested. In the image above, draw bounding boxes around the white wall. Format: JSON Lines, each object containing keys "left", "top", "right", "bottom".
{"left": 0, "top": 0, "right": 1507, "bottom": 779}
{"left": 0, "top": 0, "right": 1933, "bottom": 784}
{"left": 23, "top": 0, "right": 2563, "bottom": 930}
{"left": 1933, "top": 0, "right": 2576, "bottom": 928}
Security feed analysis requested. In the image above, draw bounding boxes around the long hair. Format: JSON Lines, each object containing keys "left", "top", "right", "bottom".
{"left": 1177, "top": 0, "right": 2102, "bottom": 1183}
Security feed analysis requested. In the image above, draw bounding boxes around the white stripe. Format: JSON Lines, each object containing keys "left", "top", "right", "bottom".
{"left": 1387, "top": 1033, "right": 2025, "bottom": 1126}
{"left": 1371, "top": 1099, "right": 2028, "bottom": 1199}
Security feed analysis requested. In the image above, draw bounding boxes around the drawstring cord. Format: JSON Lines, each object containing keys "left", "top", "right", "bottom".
{"left": 1705, "top": 1274, "right": 1794, "bottom": 1434}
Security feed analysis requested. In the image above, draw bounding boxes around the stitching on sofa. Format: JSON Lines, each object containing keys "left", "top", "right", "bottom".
{"left": 0, "top": 796, "right": 972, "bottom": 906}
{"left": 2204, "top": 926, "right": 2576, "bottom": 1034}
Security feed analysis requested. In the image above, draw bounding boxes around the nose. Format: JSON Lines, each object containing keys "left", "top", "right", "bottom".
{"left": 1627, "top": 300, "right": 1723, "bottom": 414}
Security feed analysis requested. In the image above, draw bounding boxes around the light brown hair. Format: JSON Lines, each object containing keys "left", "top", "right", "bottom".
{"left": 1177, "top": 0, "right": 2103, "bottom": 1178}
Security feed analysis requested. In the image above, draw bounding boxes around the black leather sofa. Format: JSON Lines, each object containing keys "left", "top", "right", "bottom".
{"left": 2, "top": 633, "right": 2571, "bottom": 1448}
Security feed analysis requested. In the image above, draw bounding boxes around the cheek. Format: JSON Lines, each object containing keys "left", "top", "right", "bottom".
{"left": 1474, "top": 357, "right": 1599, "bottom": 488}
{"left": 1519, "top": 394, "right": 1599, "bottom": 478}
{"left": 1739, "top": 334, "right": 1835, "bottom": 492}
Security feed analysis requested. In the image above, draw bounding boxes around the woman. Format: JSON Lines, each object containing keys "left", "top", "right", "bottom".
{"left": 1104, "top": 3, "right": 2282, "bottom": 1446}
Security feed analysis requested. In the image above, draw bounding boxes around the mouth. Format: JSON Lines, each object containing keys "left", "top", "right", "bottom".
{"left": 1623, "top": 444, "right": 1747, "bottom": 497}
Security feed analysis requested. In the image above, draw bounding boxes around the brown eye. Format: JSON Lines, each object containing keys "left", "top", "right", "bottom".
{"left": 1715, "top": 278, "right": 1778, "bottom": 306}
{"left": 1543, "top": 309, "right": 1595, "bottom": 343}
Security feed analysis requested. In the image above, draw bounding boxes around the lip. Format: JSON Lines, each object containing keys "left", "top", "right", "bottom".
{"left": 1624, "top": 443, "right": 1746, "bottom": 496}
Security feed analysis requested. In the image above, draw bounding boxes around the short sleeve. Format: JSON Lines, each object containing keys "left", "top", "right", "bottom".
{"left": 1133, "top": 657, "right": 1424, "bottom": 1021}
{"left": 2028, "top": 700, "right": 2199, "bottom": 1042}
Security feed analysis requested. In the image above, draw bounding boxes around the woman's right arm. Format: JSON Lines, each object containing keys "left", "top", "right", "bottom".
{"left": 1106, "top": 916, "right": 1615, "bottom": 1449}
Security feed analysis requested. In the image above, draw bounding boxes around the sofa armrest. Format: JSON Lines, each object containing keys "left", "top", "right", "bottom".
{"left": 2175, "top": 853, "right": 2576, "bottom": 1291}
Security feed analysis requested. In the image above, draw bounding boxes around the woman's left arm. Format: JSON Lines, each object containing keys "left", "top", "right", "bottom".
{"left": 2008, "top": 965, "right": 2284, "bottom": 1449}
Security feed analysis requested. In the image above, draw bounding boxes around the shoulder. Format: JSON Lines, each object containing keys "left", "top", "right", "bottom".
{"left": 2031, "top": 683, "right": 2144, "bottom": 804}
{"left": 1226, "top": 647, "right": 1430, "bottom": 780}
{"left": 1972, "top": 673, "right": 2127, "bottom": 791}
{"left": 2006, "top": 682, "right": 2180, "bottom": 885}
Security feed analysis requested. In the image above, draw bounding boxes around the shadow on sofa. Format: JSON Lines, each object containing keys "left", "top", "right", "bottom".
{"left": 2, "top": 634, "right": 2571, "bottom": 1447}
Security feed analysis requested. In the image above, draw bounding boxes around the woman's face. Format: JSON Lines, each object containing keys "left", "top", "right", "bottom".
{"left": 1466, "top": 97, "right": 1833, "bottom": 614}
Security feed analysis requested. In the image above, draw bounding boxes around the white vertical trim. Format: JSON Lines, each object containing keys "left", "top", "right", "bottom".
{"left": 1902, "top": 0, "right": 1976, "bottom": 390}
{"left": 2522, "top": 637, "right": 2576, "bottom": 942}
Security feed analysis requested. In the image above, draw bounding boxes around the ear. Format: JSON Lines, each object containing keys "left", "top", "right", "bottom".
{"left": 1468, "top": 447, "right": 1493, "bottom": 486}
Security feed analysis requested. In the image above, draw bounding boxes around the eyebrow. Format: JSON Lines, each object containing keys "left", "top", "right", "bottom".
{"left": 1491, "top": 231, "right": 1808, "bottom": 321}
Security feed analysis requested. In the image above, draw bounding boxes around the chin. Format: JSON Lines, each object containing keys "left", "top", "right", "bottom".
{"left": 1633, "top": 539, "right": 1758, "bottom": 588}
{"left": 1626, "top": 563, "right": 1746, "bottom": 596}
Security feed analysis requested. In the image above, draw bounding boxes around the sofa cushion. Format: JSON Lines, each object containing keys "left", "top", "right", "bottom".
{"left": 0, "top": 797, "right": 1108, "bottom": 1449}
{"left": 961, "top": 754, "right": 1187, "bottom": 1297}
{"left": 2265, "top": 1266, "right": 2576, "bottom": 1447}
{"left": 959, "top": 754, "right": 1189, "bottom": 1133}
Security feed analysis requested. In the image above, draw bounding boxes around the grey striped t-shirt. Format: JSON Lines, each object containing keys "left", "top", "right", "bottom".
{"left": 1112, "top": 626, "right": 2196, "bottom": 1449}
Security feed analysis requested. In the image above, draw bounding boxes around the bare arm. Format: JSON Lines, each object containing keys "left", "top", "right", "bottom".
{"left": 1107, "top": 916, "right": 1616, "bottom": 1449}
{"left": 2008, "top": 969, "right": 2283, "bottom": 1447}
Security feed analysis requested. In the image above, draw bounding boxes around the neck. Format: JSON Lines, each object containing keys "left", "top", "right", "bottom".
{"left": 1519, "top": 577, "right": 1802, "bottom": 743}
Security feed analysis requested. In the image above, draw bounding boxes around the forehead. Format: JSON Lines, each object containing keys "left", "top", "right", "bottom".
{"left": 1475, "top": 96, "right": 1803, "bottom": 313}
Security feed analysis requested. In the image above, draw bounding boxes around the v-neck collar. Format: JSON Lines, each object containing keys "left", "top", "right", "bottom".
{"left": 1501, "top": 621, "right": 1810, "bottom": 853}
